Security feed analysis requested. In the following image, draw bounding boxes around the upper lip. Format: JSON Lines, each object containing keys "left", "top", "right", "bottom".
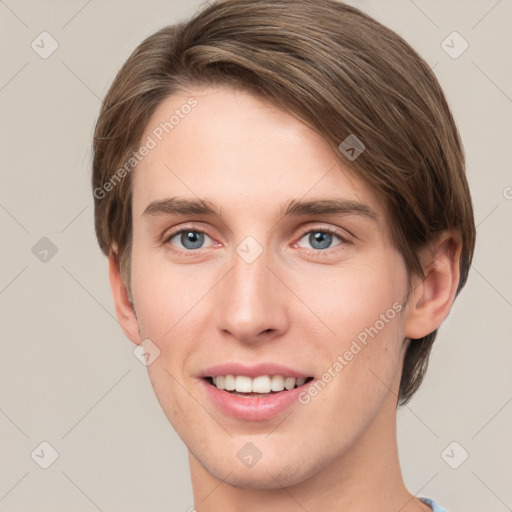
{"left": 199, "top": 362, "right": 313, "bottom": 379}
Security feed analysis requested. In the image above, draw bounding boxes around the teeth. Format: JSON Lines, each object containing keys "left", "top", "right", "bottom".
{"left": 284, "top": 377, "right": 295, "bottom": 390}
{"left": 270, "top": 375, "right": 284, "bottom": 391}
{"left": 235, "top": 375, "right": 253, "bottom": 393}
{"left": 210, "top": 374, "right": 310, "bottom": 393}
{"left": 224, "top": 374, "right": 235, "bottom": 391}
{"left": 252, "top": 376, "right": 271, "bottom": 393}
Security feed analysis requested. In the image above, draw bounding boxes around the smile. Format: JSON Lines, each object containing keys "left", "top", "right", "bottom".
{"left": 205, "top": 374, "right": 314, "bottom": 395}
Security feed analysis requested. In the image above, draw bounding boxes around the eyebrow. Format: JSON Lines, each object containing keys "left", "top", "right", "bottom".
{"left": 143, "top": 197, "right": 219, "bottom": 217}
{"left": 282, "top": 198, "right": 377, "bottom": 220}
{"left": 142, "top": 197, "right": 377, "bottom": 221}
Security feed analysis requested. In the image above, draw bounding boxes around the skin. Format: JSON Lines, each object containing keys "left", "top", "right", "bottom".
{"left": 109, "top": 86, "right": 461, "bottom": 511}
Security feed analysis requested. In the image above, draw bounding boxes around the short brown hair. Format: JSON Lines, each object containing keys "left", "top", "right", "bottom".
{"left": 92, "top": 0, "right": 476, "bottom": 405}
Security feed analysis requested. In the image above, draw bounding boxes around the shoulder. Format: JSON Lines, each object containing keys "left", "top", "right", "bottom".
{"left": 419, "top": 497, "right": 450, "bottom": 512}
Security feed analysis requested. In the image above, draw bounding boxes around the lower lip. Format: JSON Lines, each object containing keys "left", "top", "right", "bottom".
{"left": 200, "top": 378, "right": 310, "bottom": 421}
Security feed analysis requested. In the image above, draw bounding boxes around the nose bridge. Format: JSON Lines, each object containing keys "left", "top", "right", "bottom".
{"left": 215, "top": 239, "right": 288, "bottom": 341}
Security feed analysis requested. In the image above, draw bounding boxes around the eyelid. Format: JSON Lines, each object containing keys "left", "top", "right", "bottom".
{"left": 294, "top": 224, "right": 351, "bottom": 244}
{"left": 162, "top": 223, "right": 351, "bottom": 254}
{"left": 163, "top": 222, "right": 209, "bottom": 240}
{"left": 163, "top": 223, "right": 218, "bottom": 250}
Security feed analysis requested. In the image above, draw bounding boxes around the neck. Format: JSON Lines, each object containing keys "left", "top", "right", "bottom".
{"left": 188, "top": 392, "right": 430, "bottom": 512}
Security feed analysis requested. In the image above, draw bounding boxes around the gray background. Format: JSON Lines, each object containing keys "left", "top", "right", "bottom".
{"left": 0, "top": 0, "right": 511, "bottom": 510}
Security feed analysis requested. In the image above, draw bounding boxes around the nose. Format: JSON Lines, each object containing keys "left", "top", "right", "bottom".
{"left": 214, "top": 245, "right": 290, "bottom": 345}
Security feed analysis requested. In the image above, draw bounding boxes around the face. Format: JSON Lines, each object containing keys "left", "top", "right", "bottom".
{"left": 127, "top": 86, "right": 411, "bottom": 489}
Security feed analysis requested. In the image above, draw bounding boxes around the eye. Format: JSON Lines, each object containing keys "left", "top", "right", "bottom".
{"left": 167, "top": 229, "right": 214, "bottom": 250}
{"left": 296, "top": 229, "right": 344, "bottom": 251}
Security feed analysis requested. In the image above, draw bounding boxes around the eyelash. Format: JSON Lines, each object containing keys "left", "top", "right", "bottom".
{"left": 295, "top": 226, "right": 348, "bottom": 255}
{"left": 163, "top": 225, "right": 349, "bottom": 257}
{"left": 163, "top": 224, "right": 213, "bottom": 258}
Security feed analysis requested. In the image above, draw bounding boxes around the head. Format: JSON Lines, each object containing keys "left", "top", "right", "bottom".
{"left": 92, "top": 0, "right": 475, "bottom": 490}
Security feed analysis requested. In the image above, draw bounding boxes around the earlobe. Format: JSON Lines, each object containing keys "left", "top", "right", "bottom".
{"left": 404, "top": 232, "right": 462, "bottom": 340}
{"left": 108, "top": 249, "right": 142, "bottom": 346}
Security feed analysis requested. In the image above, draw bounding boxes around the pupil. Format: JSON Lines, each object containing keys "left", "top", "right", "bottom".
{"left": 182, "top": 231, "right": 204, "bottom": 249}
{"left": 310, "top": 231, "right": 331, "bottom": 250}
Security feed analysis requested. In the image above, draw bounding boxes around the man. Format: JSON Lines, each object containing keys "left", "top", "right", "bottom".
{"left": 91, "top": 1, "right": 476, "bottom": 510}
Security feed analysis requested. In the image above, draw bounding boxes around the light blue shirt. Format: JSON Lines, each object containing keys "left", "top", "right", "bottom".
{"left": 420, "top": 497, "right": 449, "bottom": 512}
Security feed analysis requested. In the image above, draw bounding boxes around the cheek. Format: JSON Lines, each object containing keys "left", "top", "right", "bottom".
{"left": 288, "top": 258, "right": 407, "bottom": 401}
{"left": 131, "top": 248, "right": 198, "bottom": 331}
{"left": 130, "top": 251, "right": 217, "bottom": 374}
{"left": 131, "top": 262, "right": 210, "bottom": 428}
{"left": 287, "top": 258, "right": 406, "bottom": 344}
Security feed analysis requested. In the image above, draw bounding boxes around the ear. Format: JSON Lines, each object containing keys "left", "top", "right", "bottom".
{"left": 404, "top": 231, "right": 462, "bottom": 339}
{"left": 108, "top": 249, "right": 142, "bottom": 346}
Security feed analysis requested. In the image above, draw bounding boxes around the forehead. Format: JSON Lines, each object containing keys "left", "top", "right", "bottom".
{"left": 131, "top": 86, "right": 384, "bottom": 221}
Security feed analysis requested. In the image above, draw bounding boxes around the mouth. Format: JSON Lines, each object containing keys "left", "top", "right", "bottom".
{"left": 198, "top": 363, "right": 316, "bottom": 420}
{"left": 203, "top": 375, "right": 315, "bottom": 397}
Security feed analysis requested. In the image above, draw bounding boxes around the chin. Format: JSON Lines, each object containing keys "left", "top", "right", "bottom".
{"left": 199, "top": 450, "right": 322, "bottom": 490}
{"left": 225, "top": 469, "right": 309, "bottom": 491}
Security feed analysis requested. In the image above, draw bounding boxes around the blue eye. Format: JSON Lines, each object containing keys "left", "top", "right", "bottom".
{"left": 298, "top": 230, "right": 343, "bottom": 250}
{"left": 168, "top": 230, "right": 212, "bottom": 250}
{"left": 165, "top": 227, "right": 344, "bottom": 254}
